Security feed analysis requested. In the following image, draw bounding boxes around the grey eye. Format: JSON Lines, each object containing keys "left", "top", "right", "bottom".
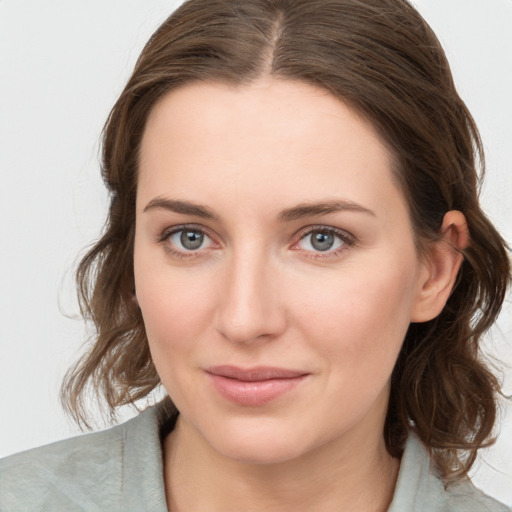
{"left": 297, "top": 229, "right": 345, "bottom": 253}
{"left": 310, "top": 231, "right": 335, "bottom": 251}
{"left": 168, "top": 229, "right": 210, "bottom": 251}
{"left": 180, "top": 230, "right": 204, "bottom": 250}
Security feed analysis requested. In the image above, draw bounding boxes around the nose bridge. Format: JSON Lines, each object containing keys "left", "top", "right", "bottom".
{"left": 215, "top": 243, "right": 284, "bottom": 344}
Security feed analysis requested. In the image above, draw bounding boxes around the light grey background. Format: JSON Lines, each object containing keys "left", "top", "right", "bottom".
{"left": 1, "top": 0, "right": 511, "bottom": 506}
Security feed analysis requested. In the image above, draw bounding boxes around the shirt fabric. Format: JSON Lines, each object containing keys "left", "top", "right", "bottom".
{"left": 0, "top": 402, "right": 509, "bottom": 511}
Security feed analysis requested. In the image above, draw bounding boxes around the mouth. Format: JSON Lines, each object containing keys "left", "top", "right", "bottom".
{"left": 205, "top": 365, "right": 309, "bottom": 406}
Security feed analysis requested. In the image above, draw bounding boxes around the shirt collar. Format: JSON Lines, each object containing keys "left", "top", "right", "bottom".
{"left": 123, "top": 402, "right": 444, "bottom": 511}
{"left": 388, "top": 432, "right": 445, "bottom": 511}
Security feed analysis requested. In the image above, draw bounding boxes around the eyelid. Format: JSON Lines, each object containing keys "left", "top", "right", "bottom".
{"left": 157, "top": 223, "right": 220, "bottom": 258}
{"left": 158, "top": 223, "right": 215, "bottom": 242}
{"left": 295, "top": 224, "right": 355, "bottom": 243}
{"left": 291, "top": 224, "right": 356, "bottom": 257}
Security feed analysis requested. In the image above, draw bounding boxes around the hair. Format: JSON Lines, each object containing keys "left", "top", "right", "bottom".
{"left": 61, "top": 0, "right": 510, "bottom": 480}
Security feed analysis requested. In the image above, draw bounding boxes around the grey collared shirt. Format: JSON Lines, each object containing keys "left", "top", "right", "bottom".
{"left": 0, "top": 403, "right": 509, "bottom": 511}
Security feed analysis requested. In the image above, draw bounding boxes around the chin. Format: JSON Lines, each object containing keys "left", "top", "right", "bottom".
{"left": 197, "top": 415, "right": 321, "bottom": 466}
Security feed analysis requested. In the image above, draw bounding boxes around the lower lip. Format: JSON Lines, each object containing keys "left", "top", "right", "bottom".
{"left": 207, "top": 374, "right": 307, "bottom": 406}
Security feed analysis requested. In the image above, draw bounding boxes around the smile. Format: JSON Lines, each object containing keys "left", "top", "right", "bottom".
{"left": 205, "top": 366, "right": 309, "bottom": 406}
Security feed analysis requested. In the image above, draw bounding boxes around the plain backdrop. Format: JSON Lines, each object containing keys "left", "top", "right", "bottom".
{"left": 1, "top": 0, "right": 511, "bottom": 506}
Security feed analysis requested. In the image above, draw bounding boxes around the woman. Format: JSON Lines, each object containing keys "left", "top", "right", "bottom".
{"left": 1, "top": 0, "right": 510, "bottom": 510}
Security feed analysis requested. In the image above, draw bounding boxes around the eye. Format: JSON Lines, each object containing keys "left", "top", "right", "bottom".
{"left": 164, "top": 227, "right": 214, "bottom": 252}
{"left": 295, "top": 227, "right": 354, "bottom": 255}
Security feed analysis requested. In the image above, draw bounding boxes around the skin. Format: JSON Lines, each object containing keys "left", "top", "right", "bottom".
{"left": 134, "top": 78, "right": 468, "bottom": 512}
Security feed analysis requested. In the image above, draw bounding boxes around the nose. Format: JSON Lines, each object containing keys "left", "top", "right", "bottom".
{"left": 214, "top": 251, "right": 287, "bottom": 345}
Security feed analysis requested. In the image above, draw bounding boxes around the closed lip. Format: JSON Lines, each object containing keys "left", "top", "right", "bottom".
{"left": 205, "top": 365, "right": 309, "bottom": 381}
{"left": 205, "top": 365, "right": 309, "bottom": 406}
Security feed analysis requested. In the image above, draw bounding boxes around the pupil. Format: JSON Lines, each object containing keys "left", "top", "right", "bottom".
{"left": 311, "top": 232, "right": 334, "bottom": 251}
{"left": 181, "top": 230, "right": 203, "bottom": 250}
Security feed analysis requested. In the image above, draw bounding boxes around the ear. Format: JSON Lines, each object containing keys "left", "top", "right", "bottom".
{"left": 410, "top": 210, "right": 469, "bottom": 323}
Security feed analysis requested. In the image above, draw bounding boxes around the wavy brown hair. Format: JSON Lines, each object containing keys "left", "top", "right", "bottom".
{"left": 62, "top": 0, "right": 510, "bottom": 480}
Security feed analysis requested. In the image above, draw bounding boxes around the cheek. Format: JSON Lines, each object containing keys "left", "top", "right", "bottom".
{"left": 293, "top": 261, "right": 418, "bottom": 373}
{"left": 134, "top": 260, "right": 215, "bottom": 358}
{"left": 134, "top": 265, "right": 217, "bottom": 407}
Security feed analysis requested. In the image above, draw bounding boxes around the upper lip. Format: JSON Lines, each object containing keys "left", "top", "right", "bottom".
{"left": 206, "top": 365, "right": 308, "bottom": 382}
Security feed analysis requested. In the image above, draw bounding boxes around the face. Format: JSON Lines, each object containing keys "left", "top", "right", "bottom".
{"left": 134, "top": 79, "right": 430, "bottom": 464}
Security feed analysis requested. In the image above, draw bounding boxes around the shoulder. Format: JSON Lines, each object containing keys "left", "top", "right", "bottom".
{"left": 0, "top": 421, "right": 126, "bottom": 511}
{"left": 0, "top": 403, "right": 172, "bottom": 512}
{"left": 443, "top": 479, "right": 511, "bottom": 512}
{"left": 389, "top": 433, "right": 510, "bottom": 512}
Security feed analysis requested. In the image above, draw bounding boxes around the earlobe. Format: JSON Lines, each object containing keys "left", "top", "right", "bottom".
{"left": 410, "top": 210, "right": 469, "bottom": 323}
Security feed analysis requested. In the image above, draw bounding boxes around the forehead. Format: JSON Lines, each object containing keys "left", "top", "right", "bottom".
{"left": 137, "top": 79, "right": 404, "bottom": 220}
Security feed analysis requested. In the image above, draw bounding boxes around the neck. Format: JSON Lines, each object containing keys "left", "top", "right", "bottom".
{"left": 163, "top": 415, "right": 400, "bottom": 512}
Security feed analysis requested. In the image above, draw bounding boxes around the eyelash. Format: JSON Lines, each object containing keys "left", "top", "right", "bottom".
{"left": 293, "top": 225, "right": 356, "bottom": 260}
{"left": 157, "top": 224, "right": 216, "bottom": 260}
{"left": 157, "top": 224, "right": 356, "bottom": 260}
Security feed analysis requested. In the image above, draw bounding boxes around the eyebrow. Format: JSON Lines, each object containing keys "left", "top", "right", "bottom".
{"left": 276, "top": 200, "right": 376, "bottom": 222}
{"left": 143, "top": 198, "right": 218, "bottom": 219}
{"left": 143, "top": 197, "right": 375, "bottom": 221}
